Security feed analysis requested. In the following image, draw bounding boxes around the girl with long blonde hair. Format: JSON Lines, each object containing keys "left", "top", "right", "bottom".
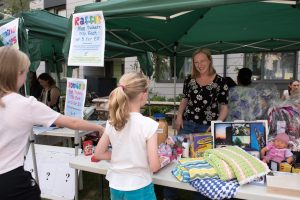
{"left": 95, "top": 72, "right": 160, "bottom": 200}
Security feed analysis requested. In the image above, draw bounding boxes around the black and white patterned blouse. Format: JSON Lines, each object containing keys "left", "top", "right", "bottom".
{"left": 182, "top": 74, "right": 228, "bottom": 125}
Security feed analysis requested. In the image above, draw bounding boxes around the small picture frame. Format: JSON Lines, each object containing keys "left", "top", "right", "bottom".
{"left": 211, "top": 120, "right": 268, "bottom": 152}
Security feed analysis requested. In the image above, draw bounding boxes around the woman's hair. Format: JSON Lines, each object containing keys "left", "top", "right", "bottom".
{"left": 37, "top": 73, "right": 56, "bottom": 86}
{"left": 191, "top": 48, "right": 216, "bottom": 79}
{"left": 0, "top": 46, "right": 30, "bottom": 107}
{"left": 109, "top": 72, "right": 149, "bottom": 131}
{"left": 237, "top": 68, "right": 252, "bottom": 86}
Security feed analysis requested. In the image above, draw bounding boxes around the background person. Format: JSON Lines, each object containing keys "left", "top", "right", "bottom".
{"left": 29, "top": 71, "right": 43, "bottom": 99}
{"left": 176, "top": 48, "right": 229, "bottom": 134}
{"left": 226, "top": 68, "right": 261, "bottom": 121}
{"left": 0, "top": 46, "right": 104, "bottom": 200}
{"left": 281, "top": 80, "right": 300, "bottom": 101}
{"left": 94, "top": 72, "right": 160, "bottom": 200}
{"left": 37, "top": 73, "right": 61, "bottom": 112}
{"left": 225, "top": 76, "right": 237, "bottom": 89}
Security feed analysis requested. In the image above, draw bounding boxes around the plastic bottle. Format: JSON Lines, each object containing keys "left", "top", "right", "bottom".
{"left": 182, "top": 138, "right": 189, "bottom": 158}
{"left": 153, "top": 113, "right": 168, "bottom": 146}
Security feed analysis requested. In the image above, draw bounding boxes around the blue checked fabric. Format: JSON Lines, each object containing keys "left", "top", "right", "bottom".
{"left": 190, "top": 178, "right": 239, "bottom": 200}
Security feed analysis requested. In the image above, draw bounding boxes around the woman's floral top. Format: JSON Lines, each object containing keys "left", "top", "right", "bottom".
{"left": 227, "top": 86, "right": 261, "bottom": 121}
{"left": 182, "top": 74, "right": 228, "bottom": 125}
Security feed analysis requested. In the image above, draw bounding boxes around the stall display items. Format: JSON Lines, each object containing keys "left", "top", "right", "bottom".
{"left": 211, "top": 121, "right": 268, "bottom": 159}
{"left": 158, "top": 136, "right": 174, "bottom": 168}
{"left": 158, "top": 136, "right": 186, "bottom": 168}
{"left": 153, "top": 113, "right": 168, "bottom": 146}
{"left": 189, "top": 133, "right": 213, "bottom": 158}
{"left": 268, "top": 105, "right": 300, "bottom": 152}
{"left": 261, "top": 132, "right": 294, "bottom": 165}
{"left": 277, "top": 162, "right": 300, "bottom": 173}
{"left": 83, "top": 140, "right": 93, "bottom": 156}
{"left": 267, "top": 104, "right": 300, "bottom": 166}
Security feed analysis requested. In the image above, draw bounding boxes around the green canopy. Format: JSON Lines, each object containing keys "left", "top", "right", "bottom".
{"left": 73, "top": 0, "right": 300, "bottom": 56}
{"left": 65, "top": 0, "right": 300, "bottom": 77}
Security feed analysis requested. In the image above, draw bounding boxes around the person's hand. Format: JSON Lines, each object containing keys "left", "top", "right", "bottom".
{"left": 206, "top": 126, "right": 211, "bottom": 132}
{"left": 175, "top": 116, "right": 183, "bottom": 132}
{"left": 91, "top": 155, "right": 100, "bottom": 162}
{"left": 98, "top": 125, "right": 105, "bottom": 134}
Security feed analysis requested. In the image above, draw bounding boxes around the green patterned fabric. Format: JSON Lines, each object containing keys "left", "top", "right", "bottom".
{"left": 172, "top": 157, "right": 218, "bottom": 183}
{"left": 204, "top": 146, "right": 270, "bottom": 185}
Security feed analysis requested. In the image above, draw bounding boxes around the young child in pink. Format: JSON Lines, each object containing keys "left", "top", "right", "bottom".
{"left": 261, "top": 132, "right": 294, "bottom": 164}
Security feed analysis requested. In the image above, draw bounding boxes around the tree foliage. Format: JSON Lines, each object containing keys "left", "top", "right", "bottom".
{"left": 152, "top": 53, "right": 170, "bottom": 81}
{"left": 1, "top": 0, "right": 31, "bottom": 16}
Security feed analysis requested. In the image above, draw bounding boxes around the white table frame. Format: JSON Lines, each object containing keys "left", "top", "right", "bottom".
{"left": 69, "top": 155, "right": 300, "bottom": 200}
{"left": 32, "top": 120, "right": 106, "bottom": 200}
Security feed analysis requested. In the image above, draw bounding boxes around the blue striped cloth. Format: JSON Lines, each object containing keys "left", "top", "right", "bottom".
{"left": 171, "top": 158, "right": 218, "bottom": 183}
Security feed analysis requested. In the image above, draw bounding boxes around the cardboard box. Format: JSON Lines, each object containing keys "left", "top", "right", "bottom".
{"left": 189, "top": 133, "right": 213, "bottom": 158}
{"left": 277, "top": 162, "right": 300, "bottom": 173}
{"left": 279, "top": 162, "right": 292, "bottom": 172}
{"left": 292, "top": 167, "right": 300, "bottom": 173}
{"left": 266, "top": 171, "right": 300, "bottom": 197}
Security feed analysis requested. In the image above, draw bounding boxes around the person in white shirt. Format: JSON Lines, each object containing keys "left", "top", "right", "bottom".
{"left": 94, "top": 72, "right": 160, "bottom": 200}
{"left": 0, "top": 46, "right": 104, "bottom": 200}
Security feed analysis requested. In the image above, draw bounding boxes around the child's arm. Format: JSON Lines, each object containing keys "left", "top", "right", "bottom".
{"left": 286, "top": 156, "right": 294, "bottom": 164}
{"left": 94, "top": 131, "right": 111, "bottom": 161}
{"left": 147, "top": 133, "right": 160, "bottom": 173}
{"left": 285, "top": 150, "right": 294, "bottom": 164}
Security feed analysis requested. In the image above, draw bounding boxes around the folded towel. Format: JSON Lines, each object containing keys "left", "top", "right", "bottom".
{"left": 204, "top": 146, "right": 270, "bottom": 185}
{"left": 172, "top": 157, "right": 218, "bottom": 183}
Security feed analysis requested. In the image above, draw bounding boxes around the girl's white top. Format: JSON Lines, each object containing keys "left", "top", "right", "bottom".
{"left": 105, "top": 112, "right": 158, "bottom": 191}
{"left": 0, "top": 93, "right": 60, "bottom": 174}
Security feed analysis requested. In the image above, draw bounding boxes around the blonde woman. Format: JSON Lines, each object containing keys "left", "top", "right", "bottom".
{"left": 94, "top": 72, "right": 160, "bottom": 200}
{"left": 0, "top": 46, "right": 104, "bottom": 200}
{"left": 176, "top": 48, "right": 229, "bottom": 134}
{"left": 170, "top": 48, "right": 229, "bottom": 200}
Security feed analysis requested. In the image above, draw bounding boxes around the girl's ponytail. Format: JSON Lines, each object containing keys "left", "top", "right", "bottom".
{"left": 108, "top": 72, "right": 148, "bottom": 131}
{"left": 108, "top": 86, "right": 130, "bottom": 131}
